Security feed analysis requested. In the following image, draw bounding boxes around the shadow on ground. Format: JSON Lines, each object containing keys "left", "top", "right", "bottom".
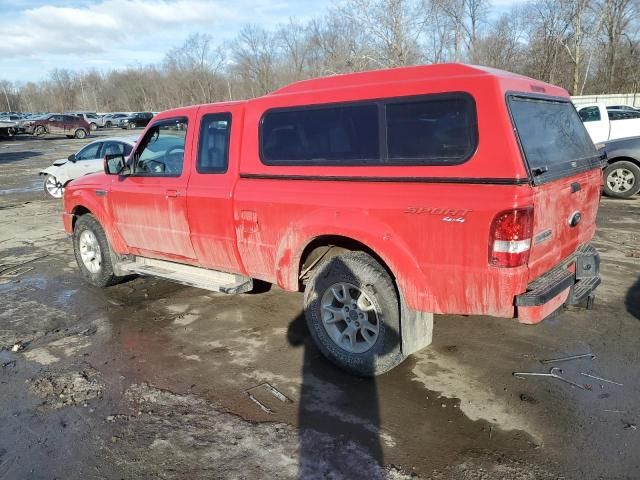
{"left": 625, "top": 275, "right": 640, "bottom": 320}
{"left": 0, "top": 151, "right": 43, "bottom": 163}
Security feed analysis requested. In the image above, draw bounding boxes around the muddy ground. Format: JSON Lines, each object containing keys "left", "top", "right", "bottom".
{"left": 0, "top": 131, "right": 639, "bottom": 480}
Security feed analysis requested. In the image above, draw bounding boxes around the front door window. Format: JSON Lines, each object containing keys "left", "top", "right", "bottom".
{"left": 132, "top": 119, "right": 187, "bottom": 176}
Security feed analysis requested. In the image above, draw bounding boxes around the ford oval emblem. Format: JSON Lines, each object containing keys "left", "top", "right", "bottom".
{"left": 569, "top": 211, "right": 582, "bottom": 227}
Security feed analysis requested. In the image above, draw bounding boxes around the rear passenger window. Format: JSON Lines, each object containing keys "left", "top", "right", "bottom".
{"left": 261, "top": 104, "right": 379, "bottom": 164}
{"left": 386, "top": 95, "right": 476, "bottom": 164}
{"left": 197, "top": 113, "right": 232, "bottom": 173}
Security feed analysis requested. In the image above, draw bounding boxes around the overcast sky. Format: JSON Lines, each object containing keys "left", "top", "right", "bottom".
{"left": 0, "top": 0, "right": 527, "bottom": 84}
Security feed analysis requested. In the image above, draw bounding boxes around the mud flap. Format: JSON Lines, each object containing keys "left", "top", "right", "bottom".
{"left": 400, "top": 300, "right": 434, "bottom": 356}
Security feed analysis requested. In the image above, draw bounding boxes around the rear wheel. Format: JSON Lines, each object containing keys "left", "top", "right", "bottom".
{"left": 603, "top": 161, "right": 640, "bottom": 198}
{"left": 105, "top": 121, "right": 112, "bottom": 128}
{"left": 74, "top": 128, "right": 87, "bottom": 139}
{"left": 34, "top": 125, "right": 45, "bottom": 136}
{"left": 127, "top": 122, "right": 135, "bottom": 130}
{"left": 89, "top": 122, "right": 97, "bottom": 131}
{"left": 73, "top": 214, "right": 121, "bottom": 287}
{"left": 43, "top": 175, "right": 64, "bottom": 199}
{"left": 303, "top": 251, "right": 405, "bottom": 376}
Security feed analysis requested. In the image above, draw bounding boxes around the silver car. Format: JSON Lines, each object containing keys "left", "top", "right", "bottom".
{"left": 67, "top": 112, "right": 102, "bottom": 131}
{"left": 39, "top": 135, "right": 138, "bottom": 198}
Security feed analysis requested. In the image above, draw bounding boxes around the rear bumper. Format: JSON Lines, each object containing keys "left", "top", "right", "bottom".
{"left": 515, "top": 244, "right": 600, "bottom": 324}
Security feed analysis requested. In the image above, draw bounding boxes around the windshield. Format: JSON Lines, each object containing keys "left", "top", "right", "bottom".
{"left": 508, "top": 96, "right": 598, "bottom": 181}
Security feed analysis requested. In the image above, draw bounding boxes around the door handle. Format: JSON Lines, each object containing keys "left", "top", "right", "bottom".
{"left": 570, "top": 182, "right": 581, "bottom": 193}
{"left": 165, "top": 189, "right": 179, "bottom": 198}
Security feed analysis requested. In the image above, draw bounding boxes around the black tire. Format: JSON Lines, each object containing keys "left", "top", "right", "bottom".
{"left": 127, "top": 122, "right": 135, "bottom": 130}
{"left": 603, "top": 161, "right": 640, "bottom": 199}
{"left": 89, "top": 122, "right": 97, "bottom": 131}
{"left": 105, "top": 121, "right": 112, "bottom": 128}
{"left": 74, "top": 128, "right": 87, "bottom": 139}
{"left": 304, "top": 251, "right": 405, "bottom": 376}
{"left": 34, "top": 125, "right": 45, "bottom": 136}
{"left": 73, "top": 214, "right": 120, "bottom": 287}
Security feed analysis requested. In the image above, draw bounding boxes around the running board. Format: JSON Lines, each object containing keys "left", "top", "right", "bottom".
{"left": 117, "top": 257, "right": 253, "bottom": 294}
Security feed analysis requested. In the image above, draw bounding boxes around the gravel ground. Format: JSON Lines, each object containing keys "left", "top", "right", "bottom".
{"left": 0, "top": 131, "right": 639, "bottom": 479}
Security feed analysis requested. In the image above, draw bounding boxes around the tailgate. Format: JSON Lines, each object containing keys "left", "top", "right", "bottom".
{"left": 527, "top": 168, "right": 601, "bottom": 280}
{"left": 507, "top": 94, "right": 602, "bottom": 281}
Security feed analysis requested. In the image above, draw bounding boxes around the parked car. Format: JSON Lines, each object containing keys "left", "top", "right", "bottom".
{"left": 102, "top": 113, "right": 128, "bottom": 128}
{"left": 67, "top": 112, "right": 101, "bottom": 131}
{"left": 119, "top": 112, "right": 154, "bottom": 129}
{"left": 607, "top": 105, "right": 639, "bottom": 112}
{"left": 598, "top": 136, "right": 640, "bottom": 198}
{"left": 24, "top": 114, "right": 90, "bottom": 139}
{"left": 63, "top": 64, "right": 602, "bottom": 376}
{"left": 40, "top": 136, "right": 137, "bottom": 198}
{"left": 0, "top": 118, "right": 17, "bottom": 137}
{"left": 16, "top": 114, "right": 40, "bottom": 133}
{"left": 577, "top": 103, "right": 640, "bottom": 143}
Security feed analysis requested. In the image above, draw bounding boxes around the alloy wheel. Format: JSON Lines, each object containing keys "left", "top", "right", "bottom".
{"left": 79, "top": 230, "right": 102, "bottom": 274}
{"left": 607, "top": 167, "right": 636, "bottom": 194}
{"left": 320, "top": 282, "right": 380, "bottom": 354}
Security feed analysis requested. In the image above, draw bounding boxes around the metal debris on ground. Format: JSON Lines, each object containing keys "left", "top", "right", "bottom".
{"left": 513, "top": 367, "right": 586, "bottom": 390}
{"left": 540, "top": 353, "right": 596, "bottom": 364}
{"left": 580, "top": 372, "right": 623, "bottom": 386}
{"left": 247, "top": 393, "right": 274, "bottom": 414}
{"left": 0, "top": 266, "right": 34, "bottom": 278}
{"left": 245, "top": 382, "right": 294, "bottom": 414}
{"left": 10, "top": 342, "right": 25, "bottom": 352}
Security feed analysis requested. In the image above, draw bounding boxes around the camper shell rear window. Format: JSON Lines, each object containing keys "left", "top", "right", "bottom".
{"left": 507, "top": 94, "right": 601, "bottom": 184}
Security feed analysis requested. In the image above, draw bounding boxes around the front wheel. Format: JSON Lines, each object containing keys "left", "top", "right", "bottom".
{"left": 34, "top": 126, "right": 45, "bottom": 136}
{"left": 303, "top": 251, "right": 405, "bottom": 376}
{"left": 127, "top": 122, "right": 135, "bottom": 130}
{"left": 43, "top": 175, "right": 64, "bottom": 199}
{"left": 603, "top": 161, "right": 640, "bottom": 198}
{"left": 73, "top": 214, "right": 121, "bottom": 287}
{"left": 89, "top": 122, "right": 97, "bottom": 131}
{"left": 105, "top": 121, "right": 112, "bottom": 128}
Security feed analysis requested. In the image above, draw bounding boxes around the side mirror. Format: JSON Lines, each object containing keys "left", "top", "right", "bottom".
{"left": 104, "top": 153, "right": 127, "bottom": 175}
{"left": 67, "top": 153, "right": 76, "bottom": 162}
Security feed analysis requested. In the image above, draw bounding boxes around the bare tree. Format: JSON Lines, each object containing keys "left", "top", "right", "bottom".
{"left": 165, "top": 33, "right": 226, "bottom": 104}
{"left": 474, "top": 10, "right": 526, "bottom": 71}
{"left": 232, "top": 25, "right": 279, "bottom": 96}
{"left": 336, "top": 0, "right": 426, "bottom": 67}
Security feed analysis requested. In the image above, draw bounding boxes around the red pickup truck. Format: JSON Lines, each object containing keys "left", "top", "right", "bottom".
{"left": 63, "top": 64, "right": 602, "bottom": 376}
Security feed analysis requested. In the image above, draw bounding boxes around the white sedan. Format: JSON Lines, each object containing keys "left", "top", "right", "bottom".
{"left": 40, "top": 135, "right": 138, "bottom": 198}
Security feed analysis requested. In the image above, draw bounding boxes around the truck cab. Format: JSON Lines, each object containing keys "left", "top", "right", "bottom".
{"left": 63, "top": 64, "right": 602, "bottom": 376}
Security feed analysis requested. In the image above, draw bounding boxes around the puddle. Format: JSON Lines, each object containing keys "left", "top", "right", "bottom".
{"left": 0, "top": 178, "right": 41, "bottom": 195}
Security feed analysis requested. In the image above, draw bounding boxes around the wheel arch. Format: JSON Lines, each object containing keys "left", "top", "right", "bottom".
{"left": 273, "top": 219, "right": 427, "bottom": 312}
{"left": 67, "top": 197, "right": 129, "bottom": 254}
{"left": 71, "top": 205, "right": 92, "bottom": 230}
{"left": 298, "top": 235, "right": 396, "bottom": 288}
{"left": 607, "top": 156, "right": 640, "bottom": 169}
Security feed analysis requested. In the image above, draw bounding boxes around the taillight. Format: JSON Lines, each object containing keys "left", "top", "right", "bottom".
{"left": 489, "top": 207, "right": 534, "bottom": 268}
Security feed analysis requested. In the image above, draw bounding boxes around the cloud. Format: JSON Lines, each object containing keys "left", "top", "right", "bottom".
{"left": 0, "top": 0, "right": 289, "bottom": 58}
